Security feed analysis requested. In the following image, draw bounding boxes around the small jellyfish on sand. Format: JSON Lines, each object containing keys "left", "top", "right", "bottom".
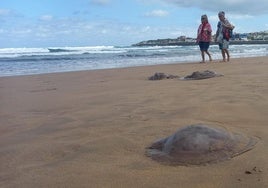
{"left": 146, "top": 124, "right": 257, "bottom": 166}
{"left": 148, "top": 72, "right": 179, "bottom": 80}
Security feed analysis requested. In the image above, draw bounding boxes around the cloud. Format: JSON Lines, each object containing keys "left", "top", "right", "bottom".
{"left": 0, "top": 9, "right": 19, "bottom": 17}
{"left": 39, "top": 15, "right": 53, "bottom": 21}
{"left": 0, "top": 9, "right": 12, "bottom": 16}
{"left": 90, "top": 0, "right": 111, "bottom": 6}
{"left": 144, "top": 10, "right": 169, "bottom": 17}
{"left": 161, "top": 0, "right": 268, "bottom": 15}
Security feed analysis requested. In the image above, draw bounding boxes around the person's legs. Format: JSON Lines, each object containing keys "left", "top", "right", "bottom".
{"left": 199, "top": 42, "right": 205, "bottom": 63}
{"left": 222, "top": 40, "right": 230, "bottom": 62}
{"left": 221, "top": 49, "right": 226, "bottom": 62}
{"left": 219, "top": 43, "right": 225, "bottom": 61}
{"left": 201, "top": 51, "right": 205, "bottom": 62}
{"left": 200, "top": 42, "right": 211, "bottom": 62}
{"left": 205, "top": 51, "right": 212, "bottom": 61}
{"left": 204, "top": 42, "right": 212, "bottom": 61}
{"left": 224, "top": 49, "right": 230, "bottom": 61}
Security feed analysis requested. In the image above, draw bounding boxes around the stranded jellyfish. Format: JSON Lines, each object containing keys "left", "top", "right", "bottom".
{"left": 183, "top": 70, "right": 223, "bottom": 80}
{"left": 146, "top": 124, "right": 257, "bottom": 166}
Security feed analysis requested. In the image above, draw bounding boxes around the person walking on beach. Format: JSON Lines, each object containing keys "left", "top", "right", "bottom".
{"left": 215, "top": 11, "right": 235, "bottom": 62}
{"left": 197, "top": 14, "right": 212, "bottom": 63}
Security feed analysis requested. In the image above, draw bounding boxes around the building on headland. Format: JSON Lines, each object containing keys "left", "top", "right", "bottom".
{"left": 132, "top": 31, "right": 268, "bottom": 46}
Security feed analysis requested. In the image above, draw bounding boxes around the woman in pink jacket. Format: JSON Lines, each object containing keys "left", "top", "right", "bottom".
{"left": 197, "top": 14, "right": 212, "bottom": 63}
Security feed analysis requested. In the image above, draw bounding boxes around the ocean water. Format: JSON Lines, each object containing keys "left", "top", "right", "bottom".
{"left": 0, "top": 44, "right": 268, "bottom": 77}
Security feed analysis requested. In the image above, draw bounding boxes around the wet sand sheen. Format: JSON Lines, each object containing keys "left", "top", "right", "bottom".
{"left": 0, "top": 56, "right": 268, "bottom": 188}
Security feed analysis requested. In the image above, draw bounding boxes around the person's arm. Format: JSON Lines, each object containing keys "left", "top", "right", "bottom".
{"left": 207, "top": 23, "right": 212, "bottom": 34}
{"left": 196, "top": 25, "right": 201, "bottom": 43}
{"left": 215, "top": 23, "right": 220, "bottom": 42}
{"left": 222, "top": 19, "right": 235, "bottom": 30}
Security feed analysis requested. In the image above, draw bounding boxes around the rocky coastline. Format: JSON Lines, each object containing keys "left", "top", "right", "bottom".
{"left": 132, "top": 39, "right": 268, "bottom": 47}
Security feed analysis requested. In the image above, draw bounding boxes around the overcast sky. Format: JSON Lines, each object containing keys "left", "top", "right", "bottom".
{"left": 1, "top": 0, "right": 268, "bottom": 47}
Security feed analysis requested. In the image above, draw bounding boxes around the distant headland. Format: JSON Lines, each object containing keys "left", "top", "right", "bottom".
{"left": 132, "top": 31, "right": 268, "bottom": 46}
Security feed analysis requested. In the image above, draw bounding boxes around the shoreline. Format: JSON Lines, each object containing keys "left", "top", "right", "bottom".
{"left": 1, "top": 55, "right": 267, "bottom": 78}
{"left": 1, "top": 45, "right": 268, "bottom": 78}
{"left": 1, "top": 56, "right": 268, "bottom": 188}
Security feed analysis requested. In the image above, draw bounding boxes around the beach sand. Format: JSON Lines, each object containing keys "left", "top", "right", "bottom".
{"left": 0, "top": 56, "right": 268, "bottom": 188}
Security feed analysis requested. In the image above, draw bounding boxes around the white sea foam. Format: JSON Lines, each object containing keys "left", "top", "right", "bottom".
{"left": 0, "top": 44, "right": 267, "bottom": 77}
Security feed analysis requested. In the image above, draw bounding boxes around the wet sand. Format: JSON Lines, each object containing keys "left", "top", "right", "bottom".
{"left": 0, "top": 57, "right": 268, "bottom": 188}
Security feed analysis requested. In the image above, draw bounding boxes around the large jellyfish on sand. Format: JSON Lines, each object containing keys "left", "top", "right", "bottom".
{"left": 146, "top": 124, "right": 257, "bottom": 166}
